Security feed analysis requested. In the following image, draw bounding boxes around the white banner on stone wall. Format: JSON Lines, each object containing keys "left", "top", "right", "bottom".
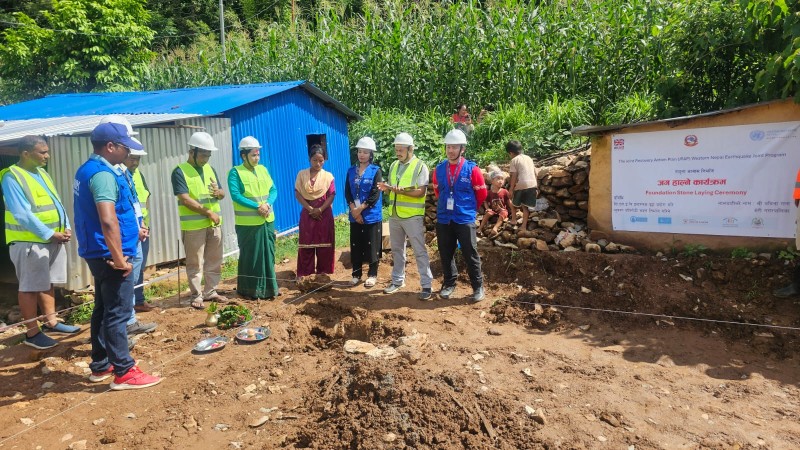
{"left": 611, "top": 121, "right": 800, "bottom": 237}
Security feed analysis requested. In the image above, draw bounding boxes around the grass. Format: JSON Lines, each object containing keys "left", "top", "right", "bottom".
{"left": 275, "top": 214, "right": 352, "bottom": 262}
{"left": 65, "top": 214, "right": 353, "bottom": 314}
{"left": 730, "top": 247, "right": 751, "bottom": 259}
{"left": 64, "top": 302, "right": 94, "bottom": 325}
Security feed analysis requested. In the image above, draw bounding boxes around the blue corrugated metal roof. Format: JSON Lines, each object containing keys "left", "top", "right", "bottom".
{"left": 0, "top": 81, "right": 361, "bottom": 121}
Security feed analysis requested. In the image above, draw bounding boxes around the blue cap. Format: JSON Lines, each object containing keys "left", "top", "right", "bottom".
{"left": 90, "top": 122, "right": 144, "bottom": 150}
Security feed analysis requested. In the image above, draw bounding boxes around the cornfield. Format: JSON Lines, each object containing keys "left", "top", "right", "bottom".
{"left": 143, "top": 0, "right": 716, "bottom": 119}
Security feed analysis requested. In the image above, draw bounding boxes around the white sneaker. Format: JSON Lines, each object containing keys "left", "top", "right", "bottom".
{"left": 350, "top": 277, "right": 360, "bottom": 286}
{"left": 364, "top": 277, "right": 377, "bottom": 288}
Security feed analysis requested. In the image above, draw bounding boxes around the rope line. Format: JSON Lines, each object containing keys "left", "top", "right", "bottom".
{"left": 0, "top": 271, "right": 349, "bottom": 334}
{"left": 1, "top": 280, "right": 797, "bottom": 443}
{"left": 507, "top": 298, "right": 800, "bottom": 332}
{"left": 0, "top": 319, "right": 260, "bottom": 446}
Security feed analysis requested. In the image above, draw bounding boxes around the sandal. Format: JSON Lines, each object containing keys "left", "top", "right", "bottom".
{"left": 190, "top": 299, "right": 205, "bottom": 310}
{"left": 205, "top": 294, "right": 229, "bottom": 303}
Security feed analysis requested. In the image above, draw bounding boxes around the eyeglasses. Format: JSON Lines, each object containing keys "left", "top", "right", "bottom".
{"left": 114, "top": 143, "right": 131, "bottom": 153}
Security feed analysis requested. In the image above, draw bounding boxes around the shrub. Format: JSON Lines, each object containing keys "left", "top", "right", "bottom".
{"left": 349, "top": 108, "right": 444, "bottom": 176}
{"left": 730, "top": 247, "right": 751, "bottom": 259}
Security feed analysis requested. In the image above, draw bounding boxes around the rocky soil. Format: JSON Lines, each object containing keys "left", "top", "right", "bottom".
{"left": 1, "top": 247, "right": 800, "bottom": 449}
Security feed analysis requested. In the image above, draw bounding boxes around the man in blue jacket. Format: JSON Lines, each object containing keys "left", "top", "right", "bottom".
{"left": 74, "top": 122, "right": 162, "bottom": 390}
{"left": 432, "top": 129, "right": 487, "bottom": 302}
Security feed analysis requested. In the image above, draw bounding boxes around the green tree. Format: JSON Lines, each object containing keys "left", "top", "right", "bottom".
{"left": 656, "top": 1, "right": 765, "bottom": 116}
{"left": 0, "top": 0, "right": 155, "bottom": 103}
{"left": 742, "top": 0, "right": 800, "bottom": 100}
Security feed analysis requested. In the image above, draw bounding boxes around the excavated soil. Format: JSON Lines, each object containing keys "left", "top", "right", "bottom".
{"left": 1, "top": 248, "right": 800, "bottom": 449}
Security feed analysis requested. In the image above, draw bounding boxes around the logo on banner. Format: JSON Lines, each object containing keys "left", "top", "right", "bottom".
{"left": 613, "top": 138, "right": 625, "bottom": 150}
{"left": 722, "top": 217, "right": 738, "bottom": 227}
{"left": 682, "top": 218, "right": 709, "bottom": 225}
{"left": 749, "top": 130, "right": 765, "bottom": 141}
{"left": 751, "top": 217, "right": 764, "bottom": 228}
{"left": 657, "top": 217, "right": 672, "bottom": 224}
{"left": 684, "top": 135, "right": 698, "bottom": 147}
{"left": 629, "top": 216, "right": 647, "bottom": 223}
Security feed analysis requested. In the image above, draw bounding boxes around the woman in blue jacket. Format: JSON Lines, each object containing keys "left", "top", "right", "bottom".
{"left": 345, "top": 137, "right": 383, "bottom": 288}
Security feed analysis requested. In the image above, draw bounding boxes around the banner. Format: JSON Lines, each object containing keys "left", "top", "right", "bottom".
{"left": 611, "top": 121, "right": 800, "bottom": 237}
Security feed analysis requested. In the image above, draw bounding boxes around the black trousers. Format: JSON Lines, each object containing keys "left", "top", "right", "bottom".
{"left": 350, "top": 221, "right": 382, "bottom": 278}
{"left": 435, "top": 221, "right": 483, "bottom": 290}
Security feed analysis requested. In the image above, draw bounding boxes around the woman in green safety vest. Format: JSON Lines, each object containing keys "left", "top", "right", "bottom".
{"left": 227, "top": 136, "right": 279, "bottom": 300}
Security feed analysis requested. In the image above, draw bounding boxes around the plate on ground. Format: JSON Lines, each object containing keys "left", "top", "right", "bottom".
{"left": 235, "top": 327, "right": 271, "bottom": 343}
{"left": 193, "top": 336, "right": 229, "bottom": 353}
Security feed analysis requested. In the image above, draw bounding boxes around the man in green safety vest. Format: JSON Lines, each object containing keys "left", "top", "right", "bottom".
{"left": 227, "top": 136, "right": 279, "bottom": 300}
{"left": 171, "top": 131, "right": 227, "bottom": 310}
{"left": 122, "top": 144, "right": 157, "bottom": 313}
{"left": 378, "top": 132, "right": 434, "bottom": 300}
{"left": 1, "top": 136, "right": 80, "bottom": 349}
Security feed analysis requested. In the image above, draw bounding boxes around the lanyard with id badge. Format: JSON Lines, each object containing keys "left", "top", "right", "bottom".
{"left": 445, "top": 159, "right": 465, "bottom": 211}
{"left": 353, "top": 172, "right": 363, "bottom": 208}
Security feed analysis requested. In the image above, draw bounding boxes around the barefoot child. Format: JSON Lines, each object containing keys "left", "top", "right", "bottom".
{"left": 506, "top": 140, "right": 538, "bottom": 231}
{"left": 480, "top": 171, "right": 511, "bottom": 239}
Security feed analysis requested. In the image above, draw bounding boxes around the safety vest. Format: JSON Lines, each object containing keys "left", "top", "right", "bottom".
{"left": 232, "top": 164, "right": 274, "bottom": 226}
{"left": 74, "top": 157, "right": 139, "bottom": 259}
{"left": 794, "top": 169, "right": 800, "bottom": 200}
{"left": 388, "top": 156, "right": 426, "bottom": 218}
{"left": 435, "top": 158, "right": 478, "bottom": 225}
{"left": 1, "top": 164, "right": 64, "bottom": 244}
{"left": 176, "top": 162, "right": 222, "bottom": 231}
{"left": 346, "top": 164, "right": 383, "bottom": 224}
{"left": 132, "top": 169, "right": 150, "bottom": 227}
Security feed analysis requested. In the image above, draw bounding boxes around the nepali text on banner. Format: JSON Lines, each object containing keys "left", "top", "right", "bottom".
{"left": 610, "top": 122, "right": 800, "bottom": 237}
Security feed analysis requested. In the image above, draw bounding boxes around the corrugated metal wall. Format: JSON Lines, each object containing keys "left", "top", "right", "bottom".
{"left": 224, "top": 88, "right": 351, "bottom": 233}
{"left": 47, "top": 117, "right": 236, "bottom": 290}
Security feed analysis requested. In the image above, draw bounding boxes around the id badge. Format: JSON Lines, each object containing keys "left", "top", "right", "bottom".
{"left": 354, "top": 199, "right": 362, "bottom": 208}
{"left": 133, "top": 202, "right": 143, "bottom": 219}
{"left": 446, "top": 197, "right": 455, "bottom": 211}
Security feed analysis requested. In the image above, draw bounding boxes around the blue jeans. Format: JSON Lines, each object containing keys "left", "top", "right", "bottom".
{"left": 134, "top": 238, "right": 150, "bottom": 305}
{"left": 86, "top": 258, "right": 136, "bottom": 376}
{"left": 128, "top": 242, "right": 143, "bottom": 325}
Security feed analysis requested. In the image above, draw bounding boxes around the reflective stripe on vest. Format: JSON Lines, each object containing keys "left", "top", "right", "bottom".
{"left": 232, "top": 164, "right": 274, "bottom": 226}
{"left": 794, "top": 169, "right": 800, "bottom": 200}
{"left": 1, "top": 165, "right": 64, "bottom": 244}
{"left": 177, "top": 162, "right": 221, "bottom": 230}
{"left": 132, "top": 169, "right": 150, "bottom": 227}
{"left": 388, "top": 157, "right": 425, "bottom": 218}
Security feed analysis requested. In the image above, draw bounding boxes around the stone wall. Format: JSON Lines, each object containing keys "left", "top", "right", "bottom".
{"left": 421, "top": 148, "right": 636, "bottom": 253}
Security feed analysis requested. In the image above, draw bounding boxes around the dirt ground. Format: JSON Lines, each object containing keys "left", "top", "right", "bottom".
{"left": 1, "top": 247, "right": 800, "bottom": 450}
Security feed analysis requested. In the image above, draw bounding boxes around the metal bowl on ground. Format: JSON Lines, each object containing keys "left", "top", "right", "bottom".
{"left": 235, "top": 326, "right": 271, "bottom": 344}
{"left": 193, "top": 336, "right": 229, "bottom": 353}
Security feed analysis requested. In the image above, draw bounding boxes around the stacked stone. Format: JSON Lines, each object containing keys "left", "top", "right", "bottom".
{"left": 418, "top": 148, "right": 635, "bottom": 254}
{"left": 537, "top": 151, "right": 590, "bottom": 222}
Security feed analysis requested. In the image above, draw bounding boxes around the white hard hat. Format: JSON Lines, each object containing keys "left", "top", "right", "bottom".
{"left": 99, "top": 115, "right": 138, "bottom": 136}
{"left": 238, "top": 136, "right": 261, "bottom": 150}
{"left": 355, "top": 136, "right": 376, "bottom": 152}
{"left": 128, "top": 137, "right": 147, "bottom": 156}
{"left": 444, "top": 129, "right": 468, "bottom": 145}
{"left": 188, "top": 131, "right": 218, "bottom": 151}
{"left": 393, "top": 132, "right": 414, "bottom": 147}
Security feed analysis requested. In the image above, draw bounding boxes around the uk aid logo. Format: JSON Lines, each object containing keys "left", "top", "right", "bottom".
{"left": 613, "top": 138, "right": 625, "bottom": 150}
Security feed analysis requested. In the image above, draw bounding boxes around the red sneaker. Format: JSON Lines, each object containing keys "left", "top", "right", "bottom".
{"left": 110, "top": 366, "right": 162, "bottom": 391}
{"left": 89, "top": 365, "right": 114, "bottom": 382}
